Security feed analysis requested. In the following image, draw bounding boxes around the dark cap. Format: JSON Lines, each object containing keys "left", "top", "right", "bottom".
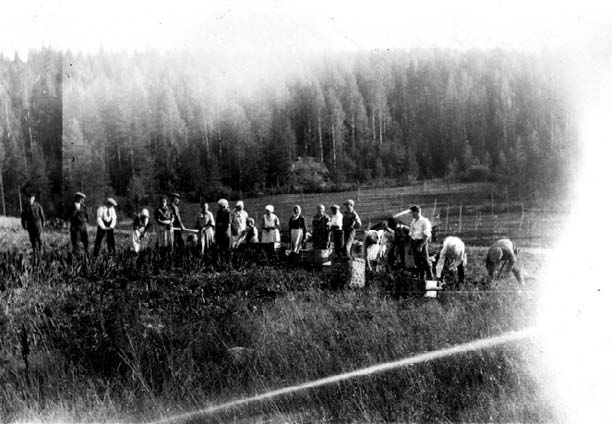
{"left": 170, "top": 193, "right": 181, "bottom": 199}
{"left": 409, "top": 205, "right": 421, "bottom": 213}
{"left": 75, "top": 192, "right": 86, "bottom": 199}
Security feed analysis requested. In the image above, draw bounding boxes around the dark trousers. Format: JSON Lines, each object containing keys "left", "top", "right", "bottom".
{"left": 70, "top": 227, "right": 89, "bottom": 254}
{"left": 343, "top": 229, "right": 356, "bottom": 258}
{"left": 389, "top": 237, "right": 409, "bottom": 269}
{"left": 332, "top": 229, "right": 344, "bottom": 256}
{"left": 411, "top": 238, "right": 433, "bottom": 279}
{"left": 174, "top": 229, "right": 185, "bottom": 250}
{"left": 215, "top": 233, "right": 231, "bottom": 262}
{"left": 93, "top": 227, "right": 115, "bottom": 256}
{"left": 27, "top": 227, "right": 42, "bottom": 253}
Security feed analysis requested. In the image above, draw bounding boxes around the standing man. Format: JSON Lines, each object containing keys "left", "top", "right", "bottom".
{"left": 93, "top": 198, "right": 117, "bottom": 256}
{"left": 329, "top": 204, "right": 344, "bottom": 257}
{"left": 408, "top": 205, "right": 433, "bottom": 280}
{"left": 485, "top": 238, "right": 524, "bottom": 285}
{"left": 20, "top": 190, "right": 45, "bottom": 259}
{"left": 387, "top": 217, "right": 411, "bottom": 269}
{"left": 342, "top": 199, "right": 361, "bottom": 258}
{"left": 70, "top": 192, "right": 89, "bottom": 255}
{"left": 169, "top": 193, "right": 186, "bottom": 251}
{"left": 435, "top": 236, "right": 467, "bottom": 283}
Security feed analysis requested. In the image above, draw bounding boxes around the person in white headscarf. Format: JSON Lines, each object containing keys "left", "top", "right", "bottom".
{"left": 261, "top": 204, "right": 280, "bottom": 244}
{"left": 288, "top": 205, "right": 307, "bottom": 253}
{"left": 231, "top": 200, "right": 249, "bottom": 248}
{"left": 131, "top": 208, "right": 151, "bottom": 253}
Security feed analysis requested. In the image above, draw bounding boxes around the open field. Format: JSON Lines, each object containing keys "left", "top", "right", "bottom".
{"left": 177, "top": 180, "right": 566, "bottom": 248}
{"left": 0, "top": 212, "right": 559, "bottom": 423}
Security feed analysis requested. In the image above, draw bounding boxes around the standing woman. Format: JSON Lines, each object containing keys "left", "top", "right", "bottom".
{"left": 215, "top": 199, "right": 232, "bottom": 261}
{"left": 154, "top": 195, "right": 174, "bottom": 252}
{"left": 195, "top": 202, "right": 215, "bottom": 256}
{"left": 288, "top": 205, "right": 307, "bottom": 253}
{"left": 311, "top": 204, "right": 331, "bottom": 249}
{"left": 261, "top": 205, "right": 280, "bottom": 244}
{"left": 231, "top": 200, "right": 249, "bottom": 249}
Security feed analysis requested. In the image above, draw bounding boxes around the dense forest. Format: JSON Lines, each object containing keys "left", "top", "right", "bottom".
{"left": 0, "top": 48, "right": 576, "bottom": 216}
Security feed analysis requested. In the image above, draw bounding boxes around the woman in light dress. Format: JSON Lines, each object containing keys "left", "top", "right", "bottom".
{"left": 194, "top": 202, "right": 215, "bottom": 256}
{"left": 261, "top": 204, "right": 280, "bottom": 244}
{"left": 288, "top": 205, "right": 307, "bottom": 253}
{"left": 231, "top": 200, "right": 249, "bottom": 248}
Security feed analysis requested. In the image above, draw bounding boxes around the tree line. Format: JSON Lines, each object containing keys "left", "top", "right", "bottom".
{"left": 0, "top": 48, "right": 576, "bottom": 217}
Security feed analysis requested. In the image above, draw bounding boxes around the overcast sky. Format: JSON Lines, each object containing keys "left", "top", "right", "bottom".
{"left": 1, "top": 0, "right": 610, "bottom": 57}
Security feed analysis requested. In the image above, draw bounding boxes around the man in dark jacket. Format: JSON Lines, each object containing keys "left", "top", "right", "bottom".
{"left": 21, "top": 191, "right": 45, "bottom": 258}
{"left": 169, "top": 193, "right": 186, "bottom": 251}
{"left": 69, "top": 192, "right": 89, "bottom": 254}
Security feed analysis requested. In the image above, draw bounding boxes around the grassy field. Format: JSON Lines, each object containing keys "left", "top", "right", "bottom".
{"left": 0, "top": 214, "right": 558, "bottom": 423}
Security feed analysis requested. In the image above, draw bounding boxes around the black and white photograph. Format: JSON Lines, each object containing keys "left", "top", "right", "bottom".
{"left": 0, "top": 1, "right": 611, "bottom": 422}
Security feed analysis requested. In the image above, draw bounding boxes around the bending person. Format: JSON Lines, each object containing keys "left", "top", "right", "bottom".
{"left": 485, "top": 238, "right": 524, "bottom": 285}
{"left": 435, "top": 236, "right": 466, "bottom": 283}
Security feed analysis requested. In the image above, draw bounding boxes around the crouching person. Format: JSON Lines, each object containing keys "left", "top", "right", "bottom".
{"left": 435, "top": 236, "right": 466, "bottom": 283}
{"left": 485, "top": 238, "right": 524, "bottom": 285}
{"left": 132, "top": 208, "right": 151, "bottom": 253}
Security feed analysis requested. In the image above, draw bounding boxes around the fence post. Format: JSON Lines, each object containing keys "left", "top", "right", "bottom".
{"left": 505, "top": 186, "right": 509, "bottom": 213}
{"left": 458, "top": 203, "right": 463, "bottom": 234}
{"left": 431, "top": 198, "right": 437, "bottom": 221}
{"left": 519, "top": 202, "right": 525, "bottom": 230}
{"left": 445, "top": 204, "right": 449, "bottom": 231}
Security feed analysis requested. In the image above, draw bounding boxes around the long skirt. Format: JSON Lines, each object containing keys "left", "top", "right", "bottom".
{"left": 132, "top": 229, "right": 148, "bottom": 253}
{"left": 290, "top": 229, "right": 303, "bottom": 253}
{"left": 198, "top": 227, "right": 215, "bottom": 255}
{"left": 261, "top": 228, "right": 280, "bottom": 243}
{"left": 158, "top": 228, "right": 174, "bottom": 248}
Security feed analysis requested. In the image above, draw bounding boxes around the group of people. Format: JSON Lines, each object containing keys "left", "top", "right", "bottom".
{"left": 138, "top": 196, "right": 363, "bottom": 260}
{"left": 19, "top": 190, "right": 524, "bottom": 285}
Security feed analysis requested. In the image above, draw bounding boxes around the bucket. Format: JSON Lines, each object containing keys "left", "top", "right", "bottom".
{"left": 424, "top": 280, "right": 439, "bottom": 298}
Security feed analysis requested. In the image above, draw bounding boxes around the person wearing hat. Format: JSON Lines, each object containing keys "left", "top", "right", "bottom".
{"left": 215, "top": 199, "right": 232, "bottom": 260}
{"left": 329, "top": 204, "right": 344, "bottom": 257}
{"left": 131, "top": 208, "right": 152, "bottom": 253}
{"left": 311, "top": 204, "right": 331, "bottom": 250}
{"left": 408, "top": 205, "right": 433, "bottom": 279}
{"left": 69, "top": 192, "right": 89, "bottom": 254}
{"left": 485, "top": 238, "right": 524, "bottom": 285}
{"left": 261, "top": 204, "right": 280, "bottom": 244}
{"left": 169, "top": 193, "right": 187, "bottom": 250}
{"left": 154, "top": 195, "right": 174, "bottom": 252}
{"left": 231, "top": 200, "right": 248, "bottom": 249}
{"left": 93, "top": 197, "right": 118, "bottom": 256}
{"left": 20, "top": 190, "right": 45, "bottom": 259}
{"left": 342, "top": 199, "right": 361, "bottom": 258}
{"left": 194, "top": 202, "right": 215, "bottom": 256}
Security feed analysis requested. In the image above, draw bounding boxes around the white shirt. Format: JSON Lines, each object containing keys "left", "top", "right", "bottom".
{"left": 96, "top": 205, "right": 117, "bottom": 229}
{"left": 330, "top": 212, "right": 343, "bottom": 228}
{"left": 409, "top": 216, "right": 431, "bottom": 240}
{"left": 436, "top": 236, "right": 467, "bottom": 278}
